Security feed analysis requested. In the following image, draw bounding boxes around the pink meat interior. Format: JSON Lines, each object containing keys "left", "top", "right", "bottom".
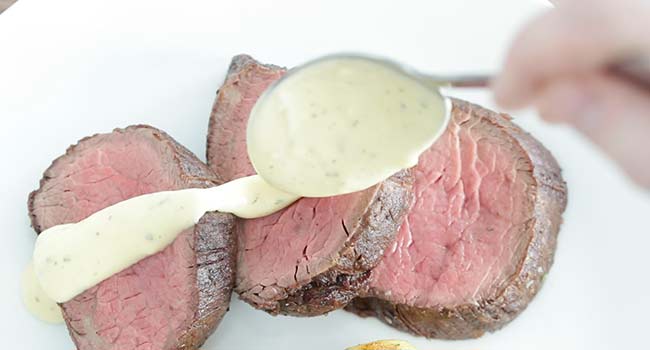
{"left": 368, "top": 109, "right": 535, "bottom": 308}
{"left": 32, "top": 130, "right": 197, "bottom": 350}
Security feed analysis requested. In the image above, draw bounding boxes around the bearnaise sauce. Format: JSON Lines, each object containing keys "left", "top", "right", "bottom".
{"left": 24, "top": 55, "right": 449, "bottom": 323}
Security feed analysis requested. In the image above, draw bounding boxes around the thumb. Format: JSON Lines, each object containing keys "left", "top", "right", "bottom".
{"left": 535, "top": 73, "right": 650, "bottom": 188}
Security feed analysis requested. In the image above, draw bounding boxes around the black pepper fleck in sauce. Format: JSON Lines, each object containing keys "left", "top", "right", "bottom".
{"left": 145, "top": 233, "right": 154, "bottom": 241}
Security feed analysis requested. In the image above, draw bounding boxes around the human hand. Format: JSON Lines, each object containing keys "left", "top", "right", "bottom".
{"left": 493, "top": 0, "right": 650, "bottom": 188}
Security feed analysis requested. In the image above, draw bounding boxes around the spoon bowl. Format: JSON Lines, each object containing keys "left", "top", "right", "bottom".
{"left": 246, "top": 54, "right": 452, "bottom": 197}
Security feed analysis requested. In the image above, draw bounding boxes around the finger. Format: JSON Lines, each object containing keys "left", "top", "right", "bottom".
{"left": 535, "top": 73, "right": 650, "bottom": 187}
{"left": 493, "top": 0, "right": 650, "bottom": 109}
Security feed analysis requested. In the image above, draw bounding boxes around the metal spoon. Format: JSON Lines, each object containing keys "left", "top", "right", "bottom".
{"left": 247, "top": 54, "right": 452, "bottom": 197}
{"left": 247, "top": 53, "right": 650, "bottom": 198}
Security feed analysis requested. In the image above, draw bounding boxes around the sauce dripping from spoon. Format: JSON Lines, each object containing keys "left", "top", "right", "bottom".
{"left": 24, "top": 54, "right": 450, "bottom": 322}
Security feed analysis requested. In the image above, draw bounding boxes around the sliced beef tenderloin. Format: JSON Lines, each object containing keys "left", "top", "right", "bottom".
{"left": 206, "top": 55, "right": 414, "bottom": 316}
{"left": 29, "top": 125, "right": 236, "bottom": 350}
{"left": 346, "top": 99, "right": 568, "bottom": 339}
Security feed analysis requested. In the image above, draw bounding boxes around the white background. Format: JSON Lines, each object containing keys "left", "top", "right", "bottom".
{"left": 1, "top": 0, "right": 649, "bottom": 349}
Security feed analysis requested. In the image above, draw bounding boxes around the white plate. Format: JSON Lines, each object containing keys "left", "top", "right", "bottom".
{"left": 1, "top": 0, "right": 649, "bottom": 349}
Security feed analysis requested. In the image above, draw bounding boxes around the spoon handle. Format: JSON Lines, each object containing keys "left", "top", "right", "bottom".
{"left": 424, "top": 56, "right": 650, "bottom": 90}
{"left": 425, "top": 74, "right": 491, "bottom": 88}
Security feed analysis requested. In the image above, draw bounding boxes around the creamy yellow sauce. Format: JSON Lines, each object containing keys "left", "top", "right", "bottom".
{"left": 247, "top": 56, "right": 449, "bottom": 197}
{"left": 31, "top": 175, "right": 299, "bottom": 303}
{"left": 25, "top": 55, "right": 451, "bottom": 322}
{"left": 21, "top": 263, "right": 63, "bottom": 324}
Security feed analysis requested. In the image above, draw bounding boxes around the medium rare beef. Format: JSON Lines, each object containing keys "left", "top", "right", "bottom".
{"left": 347, "top": 99, "right": 568, "bottom": 339}
{"left": 29, "top": 125, "right": 236, "bottom": 350}
{"left": 206, "top": 55, "right": 414, "bottom": 316}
